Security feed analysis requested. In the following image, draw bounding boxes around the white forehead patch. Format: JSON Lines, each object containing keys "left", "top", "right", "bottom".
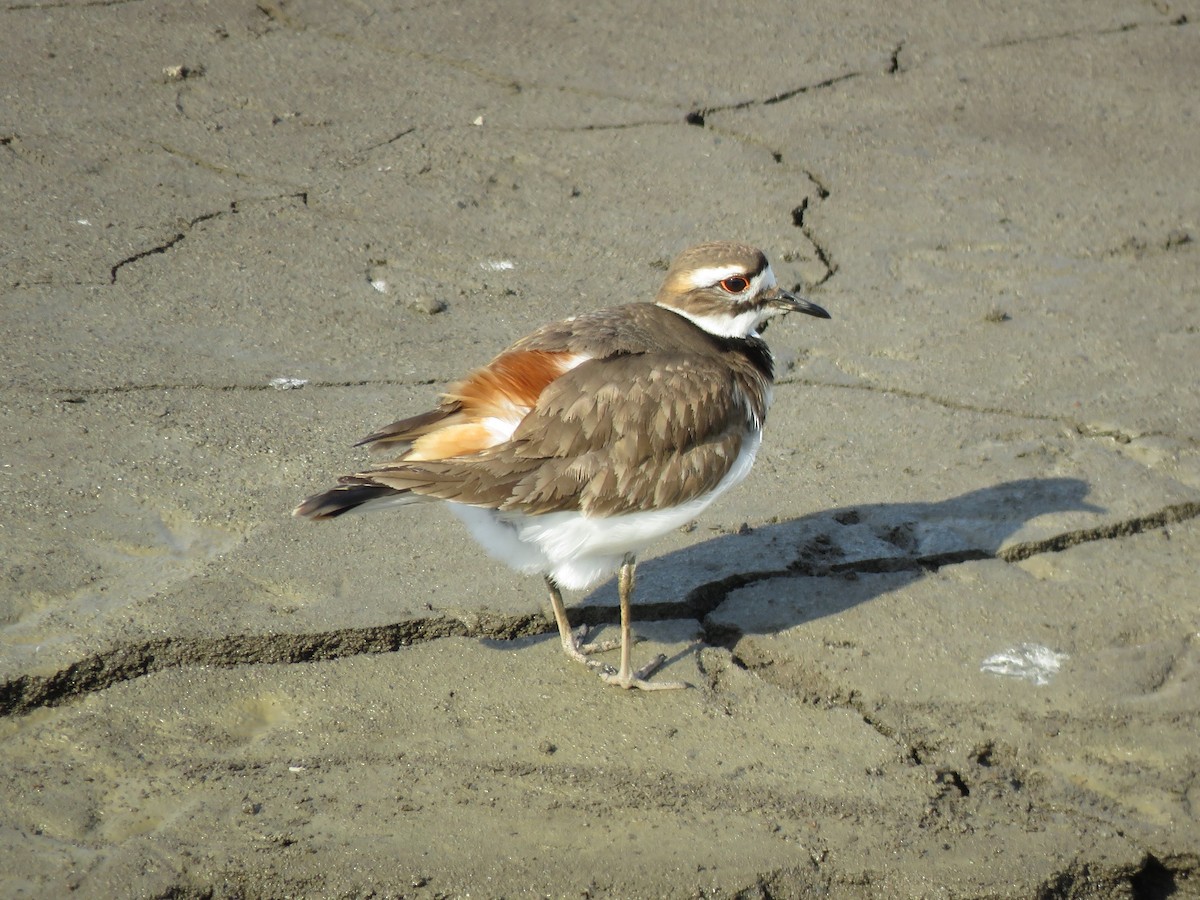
{"left": 754, "top": 266, "right": 777, "bottom": 291}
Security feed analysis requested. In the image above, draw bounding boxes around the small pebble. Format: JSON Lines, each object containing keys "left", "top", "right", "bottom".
{"left": 408, "top": 295, "right": 447, "bottom": 315}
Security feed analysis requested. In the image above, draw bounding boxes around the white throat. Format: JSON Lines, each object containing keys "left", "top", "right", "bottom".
{"left": 660, "top": 303, "right": 770, "bottom": 339}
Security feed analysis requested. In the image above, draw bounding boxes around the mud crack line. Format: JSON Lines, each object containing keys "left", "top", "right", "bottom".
{"left": 685, "top": 72, "right": 859, "bottom": 126}
{"left": 779, "top": 377, "right": 1200, "bottom": 447}
{"left": 47, "top": 376, "right": 437, "bottom": 400}
{"left": 0, "top": 612, "right": 547, "bottom": 718}
{"left": 107, "top": 193, "right": 308, "bottom": 284}
{"left": 3, "top": 503, "right": 1196, "bottom": 717}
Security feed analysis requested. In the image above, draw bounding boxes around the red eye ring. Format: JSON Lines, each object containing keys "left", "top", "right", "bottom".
{"left": 719, "top": 275, "right": 750, "bottom": 293}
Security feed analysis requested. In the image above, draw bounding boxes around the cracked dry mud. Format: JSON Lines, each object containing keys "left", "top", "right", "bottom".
{"left": 2, "top": 1, "right": 1199, "bottom": 898}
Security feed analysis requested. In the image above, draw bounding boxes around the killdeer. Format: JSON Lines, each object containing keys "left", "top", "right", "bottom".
{"left": 294, "top": 242, "right": 830, "bottom": 690}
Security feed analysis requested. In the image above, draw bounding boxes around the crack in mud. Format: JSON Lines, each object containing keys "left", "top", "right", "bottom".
{"left": 685, "top": 72, "right": 860, "bottom": 125}
{"left": 550, "top": 118, "right": 680, "bottom": 133}
{"left": 777, "top": 377, "right": 1200, "bottom": 448}
{"left": 800, "top": 226, "right": 838, "bottom": 285}
{"left": 108, "top": 206, "right": 233, "bottom": 284}
{"left": 108, "top": 231, "right": 187, "bottom": 284}
{"left": 0, "top": 613, "right": 546, "bottom": 718}
{"left": 3, "top": 502, "right": 1197, "bottom": 718}
{"left": 47, "top": 376, "right": 436, "bottom": 400}
{"left": 37, "top": 374, "right": 1200, "bottom": 455}
{"left": 984, "top": 14, "right": 1187, "bottom": 50}
{"left": 107, "top": 193, "right": 308, "bottom": 284}
{"left": 783, "top": 173, "right": 837, "bottom": 286}
{"left": 336, "top": 126, "right": 418, "bottom": 167}
{"left": 999, "top": 501, "right": 1200, "bottom": 561}
{"left": 6, "top": 0, "right": 143, "bottom": 10}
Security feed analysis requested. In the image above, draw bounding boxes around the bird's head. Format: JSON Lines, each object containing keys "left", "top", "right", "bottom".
{"left": 655, "top": 241, "right": 830, "bottom": 339}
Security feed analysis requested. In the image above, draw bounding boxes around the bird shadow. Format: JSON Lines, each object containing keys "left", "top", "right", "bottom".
{"left": 560, "top": 477, "right": 1100, "bottom": 644}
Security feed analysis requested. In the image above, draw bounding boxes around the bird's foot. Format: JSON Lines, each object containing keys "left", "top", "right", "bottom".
{"left": 598, "top": 654, "right": 691, "bottom": 691}
{"left": 560, "top": 624, "right": 633, "bottom": 666}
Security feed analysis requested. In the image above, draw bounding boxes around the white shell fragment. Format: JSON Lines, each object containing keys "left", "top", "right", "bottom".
{"left": 980, "top": 643, "right": 1068, "bottom": 685}
{"left": 269, "top": 377, "right": 309, "bottom": 391}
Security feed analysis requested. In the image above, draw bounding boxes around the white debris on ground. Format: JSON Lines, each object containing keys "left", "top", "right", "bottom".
{"left": 980, "top": 643, "right": 1069, "bottom": 685}
{"left": 269, "top": 377, "right": 309, "bottom": 391}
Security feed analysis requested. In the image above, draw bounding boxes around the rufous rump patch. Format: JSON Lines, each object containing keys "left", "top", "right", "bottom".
{"left": 406, "top": 350, "right": 588, "bottom": 460}
{"left": 445, "top": 350, "right": 585, "bottom": 414}
{"left": 406, "top": 422, "right": 502, "bottom": 460}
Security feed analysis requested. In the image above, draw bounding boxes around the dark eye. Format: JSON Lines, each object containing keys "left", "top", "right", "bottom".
{"left": 719, "top": 275, "right": 750, "bottom": 293}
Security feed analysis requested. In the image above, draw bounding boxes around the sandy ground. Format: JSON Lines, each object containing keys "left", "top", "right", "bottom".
{"left": 2, "top": 0, "right": 1199, "bottom": 897}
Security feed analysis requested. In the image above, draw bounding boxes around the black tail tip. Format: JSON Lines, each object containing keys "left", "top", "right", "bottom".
{"left": 292, "top": 484, "right": 398, "bottom": 520}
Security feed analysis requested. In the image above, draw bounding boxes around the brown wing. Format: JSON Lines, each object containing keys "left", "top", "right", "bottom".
{"left": 354, "top": 351, "right": 756, "bottom": 516}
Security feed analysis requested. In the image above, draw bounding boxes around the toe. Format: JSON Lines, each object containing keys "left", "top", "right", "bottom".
{"left": 599, "top": 656, "right": 691, "bottom": 691}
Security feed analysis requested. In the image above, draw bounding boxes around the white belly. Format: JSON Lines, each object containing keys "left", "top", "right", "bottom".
{"left": 447, "top": 432, "right": 761, "bottom": 591}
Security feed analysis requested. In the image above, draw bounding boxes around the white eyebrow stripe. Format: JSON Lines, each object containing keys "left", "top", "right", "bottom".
{"left": 686, "top": 263, "right": 775, "bottom": 293}
{"left": 685, "top": 263, "right": 753, "bottom": 289}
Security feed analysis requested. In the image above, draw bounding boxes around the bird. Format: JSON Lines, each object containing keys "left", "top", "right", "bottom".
{"left": 294, "top": 241, "right": 830, "bottom": 690}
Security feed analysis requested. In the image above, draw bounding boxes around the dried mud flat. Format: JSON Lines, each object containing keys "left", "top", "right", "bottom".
{"left": 1, "top": 1, "right": 1198, "bottom": 898}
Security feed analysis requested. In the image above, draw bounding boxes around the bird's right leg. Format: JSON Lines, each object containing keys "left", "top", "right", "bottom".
{"left": 544, "top": 576, "right": 621, "bottom": 667}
